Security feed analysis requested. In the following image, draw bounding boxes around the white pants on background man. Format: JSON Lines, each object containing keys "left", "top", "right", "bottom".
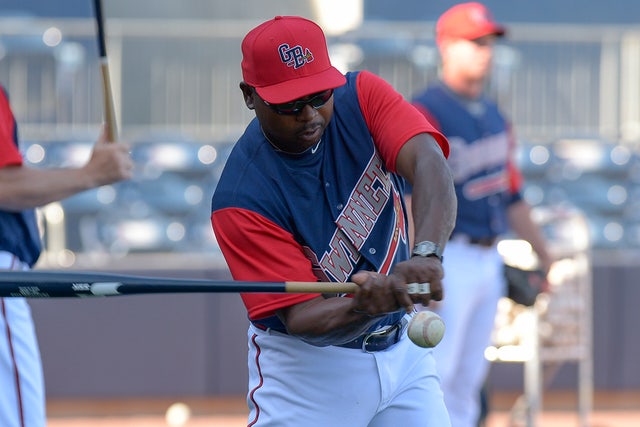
{"left": 0, "top": 251, "right": 46, "bottom": 427}
{"left": 426, "top": 237, "right": 505, "bottom": 427}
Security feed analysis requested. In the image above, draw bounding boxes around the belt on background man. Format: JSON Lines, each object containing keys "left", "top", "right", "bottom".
{"left": 336, "top": 316, "right": 409, "bottom": 352}
{"left": 451, "top": 234, "right": 498, "bottom": 248}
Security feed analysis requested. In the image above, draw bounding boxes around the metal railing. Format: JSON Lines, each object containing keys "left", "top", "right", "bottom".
{"left": 1, "top": 18, "right": 640, "bottom": 144}
{"left": 488, "top": 207, "right": 593, "bottom": 426}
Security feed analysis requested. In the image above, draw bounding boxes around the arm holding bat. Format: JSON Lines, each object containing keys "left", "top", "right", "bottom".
{"left": 0, "top": 0, "right": 132, "bottom": 211}
{"left": 0, "top": 127, "right": 133, "bottom": 211}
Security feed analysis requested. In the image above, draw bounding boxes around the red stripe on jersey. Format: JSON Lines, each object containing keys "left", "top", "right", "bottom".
{"left": 2, "top": 298, "right": 26, "bottom": 427}
{"left": 506, "top": 122, "right": 523, "bottom": 193}
{"left": 378, "top": 189, "right": 407, "bottom": 275}
{"left": 463, "top": 171, "right": 509, "bottom": 200}
{"left": 247, "top": 333, "right": 263, "bottom": 427}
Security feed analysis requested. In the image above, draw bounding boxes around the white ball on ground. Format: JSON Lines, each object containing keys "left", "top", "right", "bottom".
{"left": 407, "top": 310, "right": 445, "bottom": 348}
{"left": 165, "top": 402, "right": 191, "bottom": 426}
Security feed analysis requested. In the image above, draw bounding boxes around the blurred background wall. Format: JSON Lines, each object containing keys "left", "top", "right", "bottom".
{"left": 1, "top": 0, "right": 640, "bottom": 399}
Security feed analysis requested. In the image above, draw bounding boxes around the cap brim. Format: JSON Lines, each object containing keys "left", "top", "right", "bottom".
{"left": 255, "top": 66, "right": 346, "bottom": 104}
{"left": 438, "top": 23, "right": 506, "bottom": 44}
{"left": 493, "top": 25, "right": 506, "bottom": 37}
{"left": 475, "top": 23, "right": 506, "bottom": 39}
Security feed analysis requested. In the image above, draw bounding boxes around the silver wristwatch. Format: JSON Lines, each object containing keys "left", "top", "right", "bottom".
{"left": 411, "top": 240, "right": 443, "bottom": 262}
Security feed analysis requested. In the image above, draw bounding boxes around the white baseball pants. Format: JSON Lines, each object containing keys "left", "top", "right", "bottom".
{"left": 428, "top": 239, "right": 504, "bottom": 427}
{"left": 245, "top": 322, "right": 451, "bottom": 426}
{"left": 0, "top": 252, "right": 46, "bottom": 427}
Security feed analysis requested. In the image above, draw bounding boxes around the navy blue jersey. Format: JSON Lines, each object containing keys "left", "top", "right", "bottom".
{"left": 212, "top": 71, "right": 447, "bottom": 326}
{"left": 0, "top": 88, "right": 42, "bottom": 267}
{"left": 413, "top": 81, "right": 522, "bottom": 239}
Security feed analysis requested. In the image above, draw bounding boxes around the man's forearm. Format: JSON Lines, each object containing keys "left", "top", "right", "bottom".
{"left": 0, "top": 166, "right": 91, "bottom": 211}
{"left": 411, "top": 147, "right": 457, "bottom": 249}
{"left": 507, "top": 200, "right": 552, "bottom": 271}
{"left": 277, "top": 296, "right": 387, "bottom": 346}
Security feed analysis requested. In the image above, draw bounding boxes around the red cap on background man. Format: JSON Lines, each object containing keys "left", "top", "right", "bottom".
{"left": 436, "top": 2, "right": 506, "bottom": 44}
{"left": 241, "top": 16, "right": 346, "bottom": 104}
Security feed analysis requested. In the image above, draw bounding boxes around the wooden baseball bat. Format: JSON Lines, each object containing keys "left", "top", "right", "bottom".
{"left": 0, "top": 270, "right": 358, "bottom": 298}
{"left": 93, "top": 0, "right": 118, "bottom": 142}
{"left": 0, "top": 271, "right": 430, "bottom": 298}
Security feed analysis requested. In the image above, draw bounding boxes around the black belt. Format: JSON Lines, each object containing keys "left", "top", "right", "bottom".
{"left": 336, "top": 317, "right": 408, "bottom": 352}
{"left": 452, "top": 234, "right": 497, "bottom": 247}
{"left": 469, "top": 236, "right": 497, "bottom": 247}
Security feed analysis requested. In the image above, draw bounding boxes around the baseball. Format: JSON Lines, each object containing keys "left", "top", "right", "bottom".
{"left": 407, "top": 311, "right": 445, "bottom": 348}
{"left": 165, "top": 402, "right": 191, "bottom": 426}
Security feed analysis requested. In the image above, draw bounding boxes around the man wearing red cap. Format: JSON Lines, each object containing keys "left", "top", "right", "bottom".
{"left": 211, "top": 15, "right": 456, "bottom": 426}
{"left": 412, "top": 3, "right": 552, "bottom": 426}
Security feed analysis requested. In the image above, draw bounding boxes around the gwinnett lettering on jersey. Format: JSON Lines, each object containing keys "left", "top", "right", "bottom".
{"left": 447, "top": 132, "right": 509, "bottom": 181}
{"left": 319, "top": 153, "right": 406, "bottom": 282}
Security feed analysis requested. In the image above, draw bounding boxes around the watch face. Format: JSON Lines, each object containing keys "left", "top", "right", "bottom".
{"left": 413, "top": 241, "right": 441, "bottom": 258}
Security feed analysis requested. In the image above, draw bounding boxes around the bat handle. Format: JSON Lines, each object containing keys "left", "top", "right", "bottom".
{"left": 99, "top": 59, "right": 118, "bottom": 142}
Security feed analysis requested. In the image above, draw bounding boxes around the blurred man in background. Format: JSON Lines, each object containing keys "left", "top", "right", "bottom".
{"left": 411, "top": 3, "right": 552, "bottom": 426}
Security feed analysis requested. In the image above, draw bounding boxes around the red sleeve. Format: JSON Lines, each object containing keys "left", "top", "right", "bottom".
{"left": 506, "top": 122, "right": 523, "bottom": 194}
{"left": 411, "top": 101, "right": 442, "bottom": 132}
{"left": 355, "top": 70, "right": 449, "bottom": 173}
{"left": 0, "top": 89, "right": 22, "bottom": 168}
{"left": 211, "top": 207, "right": 321, "bottom": 320}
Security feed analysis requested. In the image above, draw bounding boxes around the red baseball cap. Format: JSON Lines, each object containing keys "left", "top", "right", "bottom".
{"left": 241, "top": 16, "right": 346, "bottom": 104}
{"left": 436, "top": 2, "right": 506, "bottom": 44}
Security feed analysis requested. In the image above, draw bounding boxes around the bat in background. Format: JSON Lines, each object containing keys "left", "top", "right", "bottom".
{"left": 93, "top": 0, "right": 118, "bottom": 142}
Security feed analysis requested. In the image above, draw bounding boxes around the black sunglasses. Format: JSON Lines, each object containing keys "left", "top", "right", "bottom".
{"left": 262, "top": 89, "right": 334, "bottom": 115}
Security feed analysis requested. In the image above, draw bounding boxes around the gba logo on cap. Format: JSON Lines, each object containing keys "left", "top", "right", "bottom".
{"left": 241, "top": 16, "right": 346, "bottom": 103}
{"left": 278, "top": 43, "right": 314, "bottom": 69}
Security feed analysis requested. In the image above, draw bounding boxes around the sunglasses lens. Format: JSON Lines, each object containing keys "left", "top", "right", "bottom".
{"left": 275, "top": 102, "right": 298, "bottom": 114}
{"left": 310, "top": 90, "right": 333, "bottom": 107}
{"left": 272, "top": 90, "right": 333, "bottom": 114}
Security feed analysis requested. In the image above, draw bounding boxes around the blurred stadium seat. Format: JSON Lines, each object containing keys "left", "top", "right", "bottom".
{"left": 22, "top": 133, "right": 639, "bottom": 254}
{"left": 519, "top": 137, "right": 636, "bottom": 250}
{"left": 24, "top": 135, "right": 234, "bottom": 256}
